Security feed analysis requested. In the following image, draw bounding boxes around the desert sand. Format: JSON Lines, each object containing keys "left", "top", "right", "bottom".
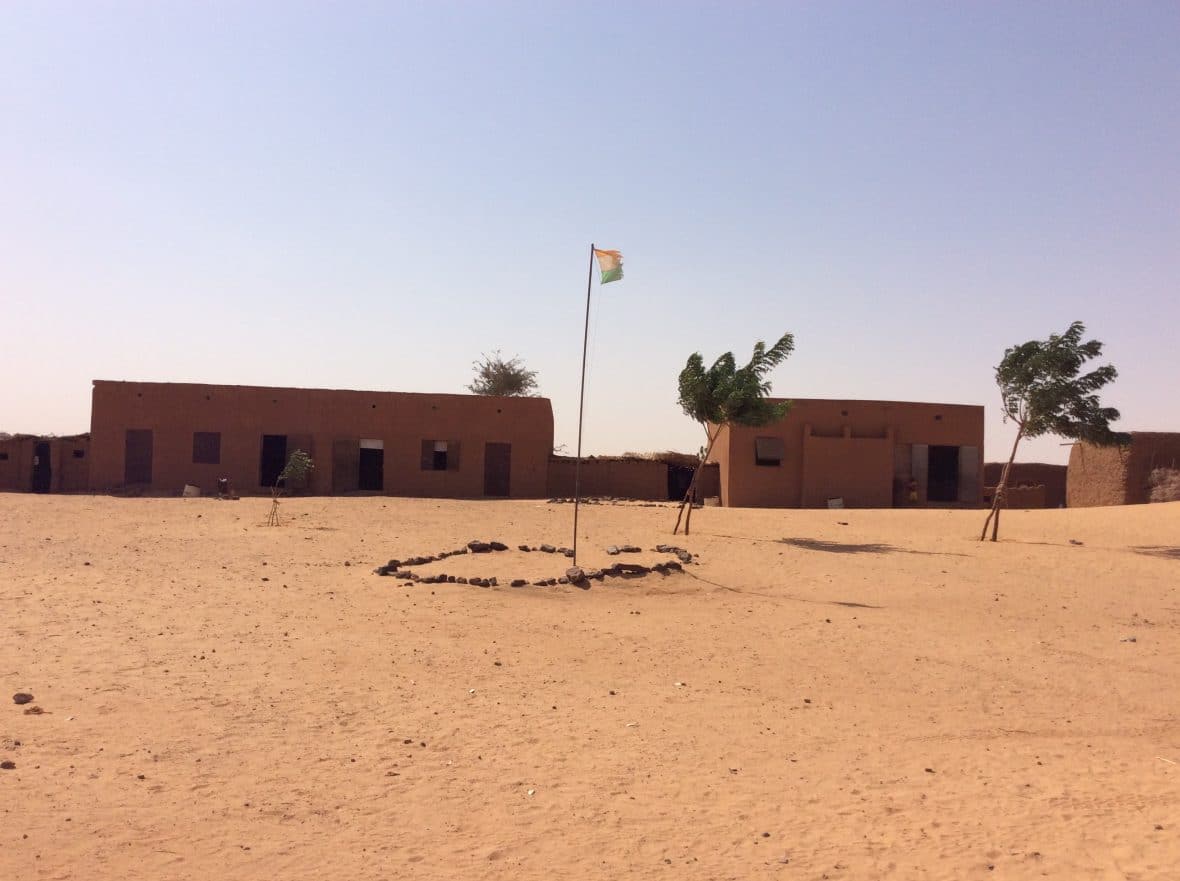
{"left": 1, "top": 494, "right": 1177, "bottom": 880}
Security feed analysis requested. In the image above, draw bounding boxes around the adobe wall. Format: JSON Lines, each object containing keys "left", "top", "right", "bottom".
{"left": 0, "top": 436, "right": 90, "bottom": 493}
{"left": 720, "top": 398, "right": 984, "bottom": 508}
{"left": 984, "top": 484, "right": 1047, "bottom": 509}
{"left": 696, "top": 463, "right": 721, "bottom": 500}
{"left": 546, "top": 458, "right": 667, "bottom": 500}
{"left": 0, "top": 437, "right": 27, "bottom": 491}
{"left": 546, "top": 457, "right": 720, "bottom": 501}
{"left": 53, "top": 436, "right": 91, "bottom": 492}
{"left": 89, "top": 381, "right": 554, "bottom": 498}
{"left": 983, "top": 462, "right": 1067, "bottom": 508}
{"left": 801, "top": 433, "right": 894, "bottom": 507}
{"left": 1069, "top": 432, "right": 1180, "bottom": 507}
{"left": 1125, "top": 433, "right": 1180, "bottom": 504}
{"left": 708, "top": 425, "right": 733, "bottom": 506}
{"left": 1066, "top": 442, "right": 1130, "bottom": 507}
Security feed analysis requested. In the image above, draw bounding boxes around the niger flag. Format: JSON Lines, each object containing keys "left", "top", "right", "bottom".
{"left": 593, "top": 248, "right": 623, "bottom": 284}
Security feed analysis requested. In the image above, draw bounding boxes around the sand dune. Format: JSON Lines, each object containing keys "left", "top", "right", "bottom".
{"left": 2, "top": 495, "right": 1177, "bottom": 880}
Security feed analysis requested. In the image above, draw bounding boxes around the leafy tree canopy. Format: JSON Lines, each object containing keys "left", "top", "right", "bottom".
{"left": 996, "top": 321, "right": 1128, "bottom": 445}
{"left": 467, "top": 351, "right": 539, "bottom": 397}
{"left": 678, "top": 334, "right": 795, "bottom": 430}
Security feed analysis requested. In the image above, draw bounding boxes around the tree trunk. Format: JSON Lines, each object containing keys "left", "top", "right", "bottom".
{"left": 980, "top": 427, "right": 1024, "bottom": 542}
{"left": 674, "top": 425, "right": 722, "bottom": 535}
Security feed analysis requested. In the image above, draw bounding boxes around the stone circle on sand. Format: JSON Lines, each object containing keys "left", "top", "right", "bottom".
{"left": 373, "top": 539, "right": 694, "bottom": 588}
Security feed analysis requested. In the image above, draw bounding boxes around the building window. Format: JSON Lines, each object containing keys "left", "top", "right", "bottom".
{"left": 72, "top": 449, "right": 85, "bottom": 459}
{"left": 193, "top": 432, "right": 221, "bottom": 465}
{"left": 755, "top": 436, "right": 784, "bottom": 467}
{"left": 0, "top": 452, "right": 8, "bottom": 461}
{"left": 421, "top": 439, "right": 460, "bottom": 471}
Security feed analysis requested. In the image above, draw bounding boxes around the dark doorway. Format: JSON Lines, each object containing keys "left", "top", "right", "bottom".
{"left": 124, "top": 430, "right": 153, "bottom": 485}
{"left": 483, "top": 442, "right": 511, "bottom": 496}
{"left": 667, "top": 464, "right": 694, "bottom": 501}
{"left": 927, "top": 445, "right": 960, "bottom": 502}
{"left": 31, "top": 442, "right": 52, "bottom": 493}
{"left": 259, "top": 434, "right": 288, "bottom": 488}
{"left": 358, "top": 447, "right": 384, "bottom": 491}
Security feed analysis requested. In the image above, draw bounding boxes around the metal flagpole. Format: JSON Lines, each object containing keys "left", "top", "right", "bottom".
{"left": 572, "top": 243, "right": 595, "bottom": 566}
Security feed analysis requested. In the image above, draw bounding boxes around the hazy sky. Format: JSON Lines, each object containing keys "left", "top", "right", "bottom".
{"left": 3, "top": 2, "right": 1177, "bottom": 463}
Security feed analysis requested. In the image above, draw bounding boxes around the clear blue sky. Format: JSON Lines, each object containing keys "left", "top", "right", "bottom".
{"left": 3, "top": 2, "right": 1177, "bottom": 464}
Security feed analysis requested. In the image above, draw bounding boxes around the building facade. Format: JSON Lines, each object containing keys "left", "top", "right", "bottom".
{"left": 88, "top": 381, "right": 554, "bottom": 498}
{"left": 0, "top": 434, "right": 91, "bottom": 493}
{"left": 709, "top": 398, "right": 984, "bottom": 508}
{"left": 983, "top": 462, "right": 1067, "bottom": 509}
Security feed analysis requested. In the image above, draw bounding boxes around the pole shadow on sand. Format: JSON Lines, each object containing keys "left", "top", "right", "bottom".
{"left": 1133, "top": 545, "right": 1180, "bottom": 560}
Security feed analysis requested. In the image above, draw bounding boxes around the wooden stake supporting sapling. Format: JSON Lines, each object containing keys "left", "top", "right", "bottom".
{"left": 266, "top": 449, "right": 314, "bottom": 527}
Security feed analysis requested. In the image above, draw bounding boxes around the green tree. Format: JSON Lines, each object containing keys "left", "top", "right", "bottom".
{"left": 981, "top": 321, "right": 1127, "bottom": 542}
{"left": 467, "top": 351, "right": 539, "bottom": 397}
{"left": 674, "top": 334, "right": 795, "bottom": 534}
{"left": 267, "top": 449, "right": 314, "bottom": 526}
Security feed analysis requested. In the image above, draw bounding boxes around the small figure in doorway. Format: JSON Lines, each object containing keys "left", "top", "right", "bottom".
{"left": 907, "top": 477, "right": 919, "bottom": 506}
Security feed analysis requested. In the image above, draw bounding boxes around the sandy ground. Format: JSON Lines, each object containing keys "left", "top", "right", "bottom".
{"left": 1, "top": 494, "right": 1177, "bottom": 881}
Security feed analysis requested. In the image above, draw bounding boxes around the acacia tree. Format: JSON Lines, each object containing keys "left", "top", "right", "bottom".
{"left": 981, "top": 321, "right": 1127, "bottom": 542}
{"left": 674, "top": 334, "right": 795, "bottom": 535}
{"left": 467, "top": 351, "right": 539, "bottom": 397}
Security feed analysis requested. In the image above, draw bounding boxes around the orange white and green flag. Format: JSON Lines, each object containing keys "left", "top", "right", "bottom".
{"left": 593, "top": 248, "right": 623, "bottom": 284}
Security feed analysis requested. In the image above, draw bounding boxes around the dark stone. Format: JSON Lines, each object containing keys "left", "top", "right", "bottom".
{"left": 546, "top": 578, "right": 558, "bottom": 586}
{"left": 488, "top": 577, "right": 498, "bottom": 587}
{"left": 560, "top": 548, "right": 574, "bottom": 558}
{"left": 12, "top": 693, "right": 33, "bottom": 705}
{"left": 557, "top": 576, "right": 569, "bottom": 585}
{"left": 540, "top": 544, "right": 557, "bottom": 553}
{"left": 467, "top": 541, "right": 492, "bottom": 553}
{"left": 656, "top": 544, "right": 682, "bottom": 554}
{"left": 675, "top": 549, "right": 693, "bottom": 563}
{"left": 565, "top": 567, "right": 585, "bottom": 582}
{"left": 518, "top": 545, "right": 531, "bottom": 552}
{"left": 620, "top": 544, "right": 641, "bottom": 553}
{"left": 386, "top": 560, "right": 401, "bottom": 569}
{"left": 489, "top": 541, "right": 508, "bottom": 552}
{"left": 457, "top": 577, "right": 468, "bottom": 584}
{"left": 652, "top": 563, "right": 669, "bottom": 575}
{"left": 606, "top": 546, "right": 621, "bottom": 556}
{"left": 447, "top": 576, "right": 456, "bottom": 583}
{"left": 617, "top": 562, "right": 650, "bottom": 575}
{"left": 511, "top": 579, "right": 527, "bottom": 587}
{"left": 374, "top": 567, "right": 390, "bottom": 576}
{"left": 665, "top": 560, "right": 683, "bottom": 571}
{"left": 533, "top": 579, "right": 548, "bottom": 586}
{"left": 437, "top": 573, "right": 447, "bottom": 582}
{"left": 0, "top": 761, "right": 15, "bottom": 770}
{"left": 585, "top": 568, "right": 604, "bottom": 580}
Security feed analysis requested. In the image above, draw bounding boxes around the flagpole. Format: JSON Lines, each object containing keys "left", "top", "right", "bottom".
{"left": 572, "top": 243, "right": 595, "bottom": 567}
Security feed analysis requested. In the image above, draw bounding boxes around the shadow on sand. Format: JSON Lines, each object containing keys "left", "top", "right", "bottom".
{"left": 682, "top": 569, "right": 884, "bottom": 609}
{"left": 777, "top": 537, "right": 971, "bottom": 557}
{"left": 1133, "top": 545, "right": 1180, "bottom": 560}
{"left": 694, "top": 531, "right": 968, "bottom": 557}
{"left": 779, "top": 537, "right": 896, "bottom": 554}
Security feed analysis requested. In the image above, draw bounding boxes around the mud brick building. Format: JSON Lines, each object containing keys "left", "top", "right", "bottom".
{"left": 87, "top": 380, "right": 554, "bottom": 498}
{"left": 709, "top": 398, "right": 984, "bottom": 508}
